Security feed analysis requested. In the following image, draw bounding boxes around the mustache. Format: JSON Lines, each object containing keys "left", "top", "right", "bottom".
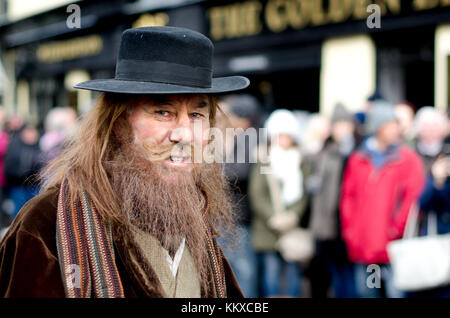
{"left": 140, "top": 142, "right": 195, "bottom": 162}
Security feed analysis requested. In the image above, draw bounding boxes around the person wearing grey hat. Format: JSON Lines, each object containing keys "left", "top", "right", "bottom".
{"left": 365, "top": 101, "right": 399, "bottom": 137}
{"left": 340, "top": 101, "right": 426, "bottom": 298}
{"left": 307, "top": 103, "right": 359, "bottom": 298}
{"left": 331, "top": 103, "right": 354, "bottom": 125}
{"left": 221, "top": 94, "right": 261, "bottom": 121}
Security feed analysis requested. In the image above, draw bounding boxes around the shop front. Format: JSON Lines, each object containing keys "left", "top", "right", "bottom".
{"left": 1, "top": 0, "right": 450, "bottom": 123}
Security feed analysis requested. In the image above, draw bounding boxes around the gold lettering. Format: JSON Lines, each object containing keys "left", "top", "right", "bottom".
{"left": 224, "top": 4, "right": 241, "bottom": 38}
{"left": 429, "top": 0, "right": 440, "bottom": 8}
{"left": 353, "top": 0, "right": 372, "bottom": 19}
{"left": 376, "top": 0, "right": 401, "bottom": 14}
{"left": 207, "top": 7, "right": 225, "bottom": 40}
{"left": 207, "top": 0, "right": 409, "bottom": 38}
{"left": 37, "top": 35, "right": 103, "bottom": 63}
{"left": 207, "top": 2, "right": 263, "bottom": 40}
{"left": 132, "top": 13, "right": 169, "bottom": 28}
{"left": 265, "top": 0, "right": 288, "bottom": 33}
{"left": 154, "top": 13, "right": 169, "bottom": 26}
{"left": 413, "top": 0, "right": 426, "bottom": 9}
{"left": 328, "top": 0, "right": 353, "bottom": 23}
{"left": 287, "top": 0, "right": 310, "bottom": 29}
{"left": 310, "top": 0, "right": 328, "bottom": 26}
{"left": 243, "top": 1, "right": 263, "bottom": 36}
{"left": 413, "top": 0, "right": 440, "bottom": 10}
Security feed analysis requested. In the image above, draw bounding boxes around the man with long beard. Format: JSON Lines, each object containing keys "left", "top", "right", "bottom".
{"left": 0, "top": 27, "right": 249, "bottom": 297}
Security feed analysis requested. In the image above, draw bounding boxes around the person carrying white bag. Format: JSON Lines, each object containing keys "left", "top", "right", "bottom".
{"left": 388, "top": 152, "right": 450, "bottom": 297}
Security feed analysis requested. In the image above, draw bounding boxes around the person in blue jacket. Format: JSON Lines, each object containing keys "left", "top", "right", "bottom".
{"left": 408, "top": 141, "right": 450, "bottom": 298}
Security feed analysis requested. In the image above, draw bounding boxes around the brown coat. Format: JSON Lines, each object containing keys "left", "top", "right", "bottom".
{"left": 0, "top": 187, "right": 243, "bottom": 298}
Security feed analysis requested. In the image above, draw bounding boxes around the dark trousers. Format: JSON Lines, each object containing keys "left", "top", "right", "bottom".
{"left": 309, "top": 239, "right": 357, "bottom": 298}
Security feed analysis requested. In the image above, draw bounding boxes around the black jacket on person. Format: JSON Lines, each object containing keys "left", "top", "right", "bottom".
{"left": 4, "top": 130, "right": 41, "bottom": 186}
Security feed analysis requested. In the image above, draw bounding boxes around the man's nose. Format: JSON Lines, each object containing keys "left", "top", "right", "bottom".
{"left": 169, "top": 112, "right": 194, "bottom": 144}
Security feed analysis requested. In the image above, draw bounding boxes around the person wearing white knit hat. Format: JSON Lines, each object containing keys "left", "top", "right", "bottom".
{"left": 249, "top": 108, "right": 309, "bottom": 297}
{"left": 412, "top": 106, "right": 448, "bottom": 174}
{"left": 265, "top": 109, "right": 302, "bottom": 146}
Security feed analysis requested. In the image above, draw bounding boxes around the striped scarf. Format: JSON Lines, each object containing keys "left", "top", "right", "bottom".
{"left": 56, "top": 178, "right": 125, "bottom": 298}
{"left": 56, "top": 178, "right": 227, "bottom": 298}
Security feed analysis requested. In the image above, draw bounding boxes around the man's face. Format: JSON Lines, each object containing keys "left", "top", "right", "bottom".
{"left": 127, "top": 94, "right": 212, "bottom": 174}
{"left": 377, "top": 120, "right": 401, "bottom": 146}
{"left": 394, "top": 104, "right": 414, "bottom": 136}
{"left": 419, "top": 121, "right": 446, "bottom": 144}
{"left": 277, "top": 134, "right": 295, "bottom": 150}
{"left": 331, "top": 120, "right": 355, "bottom": 143}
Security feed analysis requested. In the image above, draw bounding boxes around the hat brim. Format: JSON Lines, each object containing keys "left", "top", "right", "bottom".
{"left": 74, "top": 76, "right": 249, "bottom": 94}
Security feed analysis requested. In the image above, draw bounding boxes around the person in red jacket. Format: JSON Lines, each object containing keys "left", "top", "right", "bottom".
{"left": 340, "top": 101, "right": 425, "bottom": 298}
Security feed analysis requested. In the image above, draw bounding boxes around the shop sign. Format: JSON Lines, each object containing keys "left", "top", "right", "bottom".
{"left": 36, "top": 35, "right": 103, "bottom": 63}
{"left": 132, "top": 12, "right": 169, "bottom": 28}
{"left": 206, "top": 0, "right": 450, "bottom": 40}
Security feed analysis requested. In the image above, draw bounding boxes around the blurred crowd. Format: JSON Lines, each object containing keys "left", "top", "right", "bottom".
{"left": 218, "top": 93, "right": 450, "bottom": 298}
{"left": 0, "top": 93, "right": 449, "bottom": 298}
{"left": 0, "top": 107, "right": 77, "bottom": 237}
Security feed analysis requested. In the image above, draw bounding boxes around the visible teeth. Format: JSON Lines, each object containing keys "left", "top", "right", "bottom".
{"left": 171, "top": 156, "right": 184, "bottom": 162}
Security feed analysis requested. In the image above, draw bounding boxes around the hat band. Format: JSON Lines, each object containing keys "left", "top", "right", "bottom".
{"left": 115, "top": 59, "right": 212, "bottom": 88}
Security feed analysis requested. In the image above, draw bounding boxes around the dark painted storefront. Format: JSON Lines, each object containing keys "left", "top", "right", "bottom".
{"left": 1, "top": 0, "right": 450, "bottom": 122}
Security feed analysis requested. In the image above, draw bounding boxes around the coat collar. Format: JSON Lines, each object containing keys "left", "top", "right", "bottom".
{"left": 356, "top": 136, "right": 402, "bottom": 168}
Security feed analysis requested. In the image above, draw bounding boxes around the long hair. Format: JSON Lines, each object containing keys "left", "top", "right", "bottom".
{"left": 40, "top": 92, "right": 219, "bottom": 226}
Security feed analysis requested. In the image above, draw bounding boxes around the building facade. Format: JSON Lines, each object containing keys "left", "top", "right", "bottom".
{"left": 0, "top": 0, "right": 449, "bottom": 124}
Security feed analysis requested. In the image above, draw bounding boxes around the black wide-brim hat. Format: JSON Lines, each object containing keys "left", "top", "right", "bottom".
{"left": 74, "top": 26, "right": 249, "bottom": 94}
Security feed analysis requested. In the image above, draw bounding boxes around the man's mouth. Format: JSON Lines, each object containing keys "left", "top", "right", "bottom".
{"left": 169, "top": 155, "right": 191, "bottom": 163}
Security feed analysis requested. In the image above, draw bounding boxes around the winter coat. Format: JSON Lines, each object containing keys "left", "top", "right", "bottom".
{"left": 0, "top": 187, "right": 243, "bottom": 297}
{"left": 4, "top": 133, "right": 41, "bottom": 186}
{"left": 419, "top": 176, "right": 450, "bottom": 235}
{"left": 340, "top": 144, "right": 425, "bottom": 264}
{"left": 309, "top": 142, "right": 349, "bottom": 240}
{"left": 249, "top": 161, "right": 308, "bottom": 252}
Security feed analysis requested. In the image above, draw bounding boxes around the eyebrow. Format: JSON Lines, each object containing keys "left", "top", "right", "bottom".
{"left": 152, "top": 96, "right": 172, "bottom": 105}
{"left": 143, "top": 96, "right": 210, "bottom": 109}
{"left": 195, "top": 100, "right": 209, "bottom": 109}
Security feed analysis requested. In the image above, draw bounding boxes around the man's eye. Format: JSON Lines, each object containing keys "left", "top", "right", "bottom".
{"left": 155, "top": 110, "right": 169, "bottom": 116}
{"left": 190, "top": 113, "right": 204, "bottom": 118}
